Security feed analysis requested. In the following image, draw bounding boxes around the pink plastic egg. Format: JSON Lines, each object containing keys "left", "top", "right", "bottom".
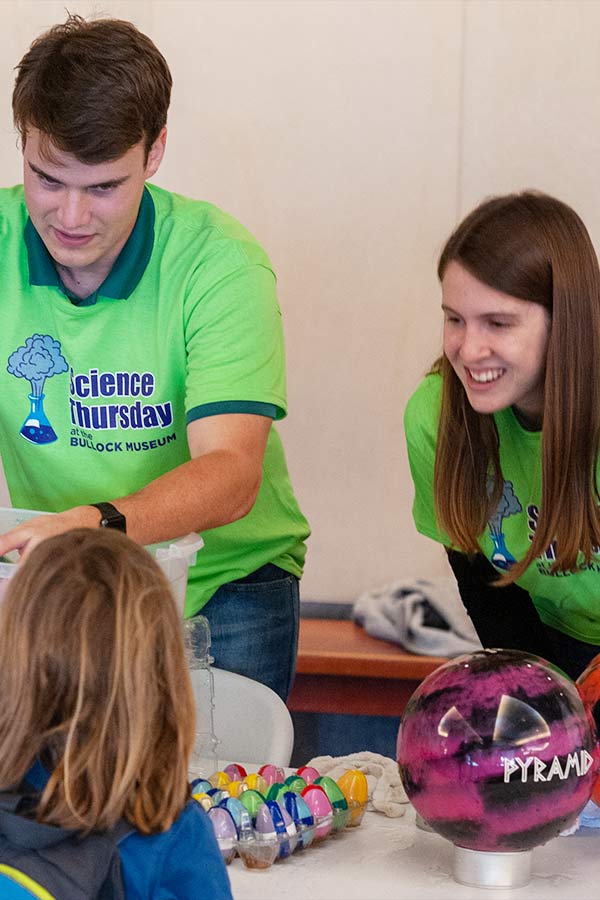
{"left": 301, "top": 784, "right": 334, "bottom": 841}
{"left": 296, "top": 765, "right": 320, "bottom": 784}
{"left": 259, "top": 764, "right": 286, "bottom": 786}
{"left": 224, "top": 763, "right": 247, "bottom": 780}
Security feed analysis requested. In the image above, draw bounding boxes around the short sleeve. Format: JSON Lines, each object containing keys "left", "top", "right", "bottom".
{"left": 183, "top": 262, "right": 287, "bottom": 422}
{"left": 403, "top": 374, "right": 448, "bottom": 545}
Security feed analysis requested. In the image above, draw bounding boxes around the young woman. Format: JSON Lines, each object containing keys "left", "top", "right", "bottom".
{"left": 404, "top": 191, "right": 600, "bottom": 680}
{"left": 0, "top": 528, "right": 232, "bottom": 899}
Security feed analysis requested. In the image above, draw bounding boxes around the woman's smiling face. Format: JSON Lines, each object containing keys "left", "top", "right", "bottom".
{"left": 442, "top": 261, "right": 551, "bottom": 424}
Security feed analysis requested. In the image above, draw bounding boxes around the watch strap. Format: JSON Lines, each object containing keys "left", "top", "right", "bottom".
{"left": 91, "top": 502, "right": 127, "bottom": 533}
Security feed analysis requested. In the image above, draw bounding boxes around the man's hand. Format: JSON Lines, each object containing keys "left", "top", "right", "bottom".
{"left": 0, "top": 506, "right": 100, "bottom": 559}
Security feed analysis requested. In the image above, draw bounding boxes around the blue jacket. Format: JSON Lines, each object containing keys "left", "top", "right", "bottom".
{"left": 26, "top": 760, "right": 233, "bottom": 899}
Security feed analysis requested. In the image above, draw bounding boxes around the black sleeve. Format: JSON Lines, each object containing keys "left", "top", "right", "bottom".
{"left": 446, "top": 549, "right": 557, "bottom": 660}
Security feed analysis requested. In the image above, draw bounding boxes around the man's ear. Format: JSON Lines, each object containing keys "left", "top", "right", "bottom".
{"left": 145, "top": 127, "right": 167, "bottom": 178}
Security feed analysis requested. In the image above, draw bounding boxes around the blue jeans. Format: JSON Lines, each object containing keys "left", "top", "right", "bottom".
{"left": 193, "top": 564, "right": 300, "bottom": 702}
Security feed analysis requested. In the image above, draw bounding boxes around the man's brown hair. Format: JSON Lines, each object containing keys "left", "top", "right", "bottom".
{"left": 0, "top": 528, "right": 195, "bottom": 834}
{"left": 433, "top": 191, "right": 600, "bottom": 583}
{"left": 12, "top": 14, "right": 172, "bottom": 163}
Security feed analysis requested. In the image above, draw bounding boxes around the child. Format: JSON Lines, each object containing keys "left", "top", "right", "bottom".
{"left": 0, "top": 528, "right": 233, "bottom": 899}
{"left": 404, "top": 191, "right": 600, "bottom": 680}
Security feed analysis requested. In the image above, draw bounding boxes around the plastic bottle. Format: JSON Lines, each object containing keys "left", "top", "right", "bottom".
{"left": 184, "top": 615, "right": 220, "bottom": 778}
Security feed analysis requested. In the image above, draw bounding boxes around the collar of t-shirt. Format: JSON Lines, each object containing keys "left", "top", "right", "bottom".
{"left": 24, "top": 186, "right": 156, "bottom": 308}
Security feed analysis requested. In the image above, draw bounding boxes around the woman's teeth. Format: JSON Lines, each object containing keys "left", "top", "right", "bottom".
{"left": 469, "top": 368, "right": 504, "bottom": 383}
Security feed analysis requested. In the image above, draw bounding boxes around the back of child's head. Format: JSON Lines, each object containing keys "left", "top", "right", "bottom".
{"left": 0, "top": 528, "right": 195, "bottom": 834}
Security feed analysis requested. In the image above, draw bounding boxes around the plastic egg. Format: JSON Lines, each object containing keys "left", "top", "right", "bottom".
{"left": 284, "top": 775, "right": 307, "bottom": 793}
{"left": 223, "top": 763, "right": 247, "bottom": 780}
{"left": 238, "top": 789, "right": 266, "bottom": 820}
{"left": 296, "top": 765, "right": 320, "bottom": 784}
{"left": 337, "top": 769, "right": 368, "bottom": 826}
{"left": 236, "top": 830, "right": 279, "bottom": 869}
{"left": 258, "top": 764, "right": 286, "bottom": 786}
{"left": 209, "top": 770, "right": 231, "bottom": 789}
{"left": 227, "top": 780, "right": 248, "bottom": 798}
{"left": 218, "top": 797, "right": 254, "bottom": 837}
{"left": 192, "top": 792, "right": 213, "bottom": 811}
{"left": 301, "top": 784, "right": 334, "bottom": 841}
{"left": 265, "top": 800, "right": 299, "bottom": 858}
{"left": 265, "top": 782, "right": 287, "bottom": 802}
{"left": 206, "top": 788, "right": 229, "bottom": 804}
{"left": 190, "top": 777, "right": 212, "bottom": 794}
{"left": 244, "top": 773, "right": 268, "bottom": 794}
{"left": 207, "top": 807, "right": 238, "bottom": 864}
{"left": 281, "top": 790, "right": 315, "bottom": 849}
{"left": 314, "top": 776, "right": 349, "bottom": 830}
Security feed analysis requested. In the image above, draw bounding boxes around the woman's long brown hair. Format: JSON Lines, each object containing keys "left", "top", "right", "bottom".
{"left": 0, "top": 528, "right": 195, "bottom": 834}
{"left": 434, "top": 191, "right": 600, "bottom": 582}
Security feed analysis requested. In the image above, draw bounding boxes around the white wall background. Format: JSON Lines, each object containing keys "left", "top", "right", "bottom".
{"left": 0, "top": 0, "right": 599, "bottom": 599}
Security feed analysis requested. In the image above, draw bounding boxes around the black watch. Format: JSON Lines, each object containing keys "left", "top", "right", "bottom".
{"left": 91, "top": 502, "right": 127, "bottom": 533}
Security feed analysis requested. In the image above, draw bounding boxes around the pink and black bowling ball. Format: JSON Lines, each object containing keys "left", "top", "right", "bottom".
{"left": 397, "top": 648, "right": 598, "bottom": 852}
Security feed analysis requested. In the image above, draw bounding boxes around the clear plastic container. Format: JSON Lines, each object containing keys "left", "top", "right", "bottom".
{"left": 0, "top": 507, "right": 203, "bottom": 615}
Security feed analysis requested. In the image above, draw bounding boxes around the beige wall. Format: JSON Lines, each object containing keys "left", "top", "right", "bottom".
{"left": 0, "top": 1, "right": 599, "bottom": 598}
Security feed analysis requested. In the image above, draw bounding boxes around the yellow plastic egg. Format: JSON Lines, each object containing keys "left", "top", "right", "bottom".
{"left": 228, "top": 780, "right": 249, "bottom": 797}
{"left": 192, "top": 792, "right": 214, "bottom": 811}
{"left": 337, "top": 769, "right": 368, "bottom": 826}
{"left": 244, "top": 773, "right": 268, "bottom": 794}
{"left": 209, "top": 770, "right": 231, "bottom": 789}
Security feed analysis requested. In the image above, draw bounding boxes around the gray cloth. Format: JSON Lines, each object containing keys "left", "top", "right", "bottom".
{"left": 353, "top": 575, "right": 481, "bottom": 657}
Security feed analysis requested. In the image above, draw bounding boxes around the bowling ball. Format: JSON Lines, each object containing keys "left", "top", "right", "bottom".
{"left": 397, "top": 648, "right": 598, "bottom": 852}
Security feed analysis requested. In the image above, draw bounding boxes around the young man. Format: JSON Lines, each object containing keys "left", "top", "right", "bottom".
{"left": 0, "top": 15, "right": 310, "bottom": 700}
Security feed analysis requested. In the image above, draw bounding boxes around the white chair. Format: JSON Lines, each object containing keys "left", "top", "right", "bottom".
{"left": 191, "top": 666, "right": 295, "bottom": 767}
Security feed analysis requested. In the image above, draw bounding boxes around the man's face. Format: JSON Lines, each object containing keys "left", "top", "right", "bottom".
{"left": 23, "top": 127, "right": 165, "bottom": 280}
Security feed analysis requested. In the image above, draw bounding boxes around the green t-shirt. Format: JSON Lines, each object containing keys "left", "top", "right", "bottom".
{"left": 0, "top": 183, "right": 310, "bottom": 615}
{"left": 404, "top": 373, "right": 600, "bottom": 644}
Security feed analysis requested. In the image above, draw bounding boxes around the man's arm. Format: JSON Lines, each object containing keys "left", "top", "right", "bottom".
{"left": 0, "top": 413, "right": 271, "bottom": 556}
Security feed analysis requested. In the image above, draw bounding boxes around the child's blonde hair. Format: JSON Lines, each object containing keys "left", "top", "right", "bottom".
{"left": 0, "top": 527, "right": 195, "bottom": 835}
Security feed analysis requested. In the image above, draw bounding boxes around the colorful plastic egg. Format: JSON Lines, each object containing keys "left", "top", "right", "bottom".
{"left": 265, "top": 800, "right": 298, "bottom": 858}
{"left": 301, "top": 784, "right": 334, "bottom": 841}
{"left": 315, "top": 776, "right": 350, "bottom": 830}
{"left": 238, "top": 789, "right": 266, "bottom": 820}
{"left": 192, "top": 791, "right": 213, "bottom": 811}
{"left": 244, "top": 773, "right": 268, "bottom": 794}
{"left": 218, "top": 797, "right": 253, "bottom": 837}
{"left": 207, "top": 807, "right": 238, "bottom": 864}
{"left": 206, "top": 788, "right": 229, "bottom": 804}
{"left": 190, "top": 777, "right": 212, "bottom": 794}
{"left": 209, "top": 770, "right": 231, "bottom": 789}
{"left": 337, "top": 769, "right": 368, "bottom": 826}
{"left": 284, "top": 775, "right": 307, "bottom": 793}
{"left": 258, "top": 764, "right": 286, "bottom": 786}
{"left": 227, "top": 779, "right": 248, "bottom": 798}
{"left": 265, "top": 782, "right": 287, "bottom": 802}
{"left": 296, "top": 765, "right": 320, "bottom": 784}
{"left": 281, "top": 790, "right": 315, "bottom": 849}
{"left": 236, "top": 831, "right": 279, "bottom": 869}
{"left": 223, "top": 763, "right": 247, "bottom": 780}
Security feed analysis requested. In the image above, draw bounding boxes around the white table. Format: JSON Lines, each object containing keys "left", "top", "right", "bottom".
{"left": 227, "top": 804, "right": 599, "bottom": 900}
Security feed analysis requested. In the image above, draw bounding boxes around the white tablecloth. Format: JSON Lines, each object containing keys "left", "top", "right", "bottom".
{"left": 228, "top": 805, "right": 599, "bottom": 900}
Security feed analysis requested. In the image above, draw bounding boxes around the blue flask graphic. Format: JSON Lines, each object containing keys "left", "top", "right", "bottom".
{"left": 20, "top": 392, "right": 58, "bottom": 444}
